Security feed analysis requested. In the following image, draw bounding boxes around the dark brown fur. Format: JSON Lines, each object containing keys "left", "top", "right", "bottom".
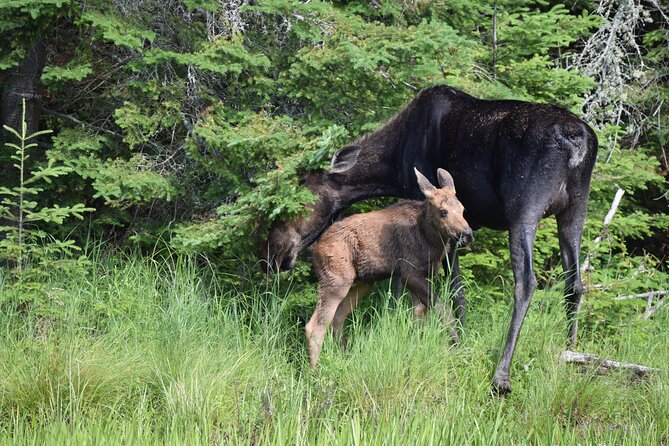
{"left": 305, "top": 168, "right": 472, "bottom": 367}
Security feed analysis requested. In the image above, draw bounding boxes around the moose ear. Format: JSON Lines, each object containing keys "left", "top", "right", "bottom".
{"left": 330, "top": 145, "right": 361, "bottom": 174}
{"left": 414, "top": 167, "right": 436, "bottom": 199}
{"left": 437, "top": 168, "right": 455, "bottom": 191}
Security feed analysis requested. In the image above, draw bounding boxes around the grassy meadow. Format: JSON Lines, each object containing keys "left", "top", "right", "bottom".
{"left": 0, "top": 252, "right": 667, "bottom": 445}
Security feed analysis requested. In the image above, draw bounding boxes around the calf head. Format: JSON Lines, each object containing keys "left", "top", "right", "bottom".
{"left": 415, "top": 168, "right": 473, "bottom": 246}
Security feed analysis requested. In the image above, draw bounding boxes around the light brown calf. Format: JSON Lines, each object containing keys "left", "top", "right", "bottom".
{"left": 305, "top": 168, "right": 473, "bottom": 367}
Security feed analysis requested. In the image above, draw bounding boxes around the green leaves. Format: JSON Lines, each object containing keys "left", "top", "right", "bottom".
{"left": 499, "top": 4, "right": 599, "bottom": 59}
{"left": 281, "top": 18, "right": 477, "bottom": 125}
{"left": 0, "top": 0, "right": 72, "bottom": 69}
{"left": 491, "top": 3, "right": 600, "bottom": 109}
{"left": 140, "top": 36, "right": 270, "bottom": 76}
{"left": 172, "top": 118, "right": 348, "bottom": 253}
{"left": 88, "top": 156, "right": 176, "bottom": 207}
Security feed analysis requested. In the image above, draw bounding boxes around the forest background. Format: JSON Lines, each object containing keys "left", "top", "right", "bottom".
{"left": 0, "top": 0, "right": 668, "bottom": 444}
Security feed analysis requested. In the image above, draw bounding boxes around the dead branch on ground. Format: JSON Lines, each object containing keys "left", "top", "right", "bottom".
{"left": 561, "top": 350, "right": 660, "bottom": 377}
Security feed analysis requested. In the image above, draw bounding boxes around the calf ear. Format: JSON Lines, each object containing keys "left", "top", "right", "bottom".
{"left": 437, "top": 168, "right": 455, "bottom": 191}
{"left": 415, "top": 167, "right": 436, "bottom": 199}
{"left": 330, "top": 145, "right": 361, "bottom": 173}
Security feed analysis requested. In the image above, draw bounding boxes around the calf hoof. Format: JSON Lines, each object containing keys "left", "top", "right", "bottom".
{"left": 491, "top": 378, "right": 512, "bottom": 397}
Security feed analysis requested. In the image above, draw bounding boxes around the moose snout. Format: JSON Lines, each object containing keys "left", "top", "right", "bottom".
{"left": 458, "top": 227, "right": 474, "bottom": 246}
{"left": 258, "top": 251, "right": 294, "bottom": 274}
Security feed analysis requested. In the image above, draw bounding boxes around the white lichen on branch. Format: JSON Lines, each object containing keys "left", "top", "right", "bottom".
{"left": 571, "top": 0, "right": 666, "bottom": 153}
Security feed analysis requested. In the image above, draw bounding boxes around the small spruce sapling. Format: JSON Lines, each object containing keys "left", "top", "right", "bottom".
{"left": 0, "top": 99, "right": 94, "bottom": 273}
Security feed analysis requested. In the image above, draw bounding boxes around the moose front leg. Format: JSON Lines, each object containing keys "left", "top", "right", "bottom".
{"left": 403, "top": 275, "right": 459, "bottom": 344}
{"left": 492, "top": 222, "right": 538, "bottom": 396}
{"left": 443, "top": 248, "right": 466, "bottom": 327}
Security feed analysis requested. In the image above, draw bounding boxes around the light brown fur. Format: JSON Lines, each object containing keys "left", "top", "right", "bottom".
{"left": 305, "top": 168, "right": 472, "bottom": 367}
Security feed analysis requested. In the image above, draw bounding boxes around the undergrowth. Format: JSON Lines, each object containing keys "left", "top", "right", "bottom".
{"left": 0, "top": 252, "right": 667, "bottom": 445}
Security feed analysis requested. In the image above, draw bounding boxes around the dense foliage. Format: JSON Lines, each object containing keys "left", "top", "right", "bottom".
{"left": 1, "top": 0, "right": 667, "bottom": 329}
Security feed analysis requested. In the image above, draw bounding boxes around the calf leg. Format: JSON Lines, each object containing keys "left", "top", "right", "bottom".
{"left": 492, "top": 222, "right": 538, "bottom": 395}
{"left": 394, "top": 272, "right": 427, "bottom": 320}
{"left": 331, "top": 282, "right": 369, "bottom": 349}
{"left": 557, "top": 202, "right": 587, "bottom": 347}
{"left": 443, "top": 248, "right": 466, "bottom": 326}
{"left": 412, "top": 295, "right": 428, "bottom": 321}
{"left": 404, "top": 275, "right": 459, "bottom": 343}
{"left": 305, "top": 277, "right": 354, "bottom": 367}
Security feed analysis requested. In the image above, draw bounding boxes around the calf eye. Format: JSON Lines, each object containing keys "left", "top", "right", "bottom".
{"left": 440, "top": 209, "right": 448, "bottom": 217}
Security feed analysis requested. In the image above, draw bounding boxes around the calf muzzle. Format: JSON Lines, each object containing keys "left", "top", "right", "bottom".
{"left": 457, "top": 227, "right": 474, "bottom": 247}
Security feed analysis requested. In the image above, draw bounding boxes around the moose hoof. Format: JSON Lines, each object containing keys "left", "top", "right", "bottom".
{"left": 491, "top": 378, "right": 512, "bottom": 397}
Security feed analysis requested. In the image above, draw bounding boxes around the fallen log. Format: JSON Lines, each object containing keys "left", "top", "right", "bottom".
{"left": 560, "top": 350, "right": 660, "bottom": 378}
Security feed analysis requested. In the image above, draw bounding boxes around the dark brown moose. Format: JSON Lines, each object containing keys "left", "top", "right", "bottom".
{"left": 305, "top": 168, "right": 473, "bottom": 367}
{"left": 260, "top": 85, "right": 598, "bottom": 394}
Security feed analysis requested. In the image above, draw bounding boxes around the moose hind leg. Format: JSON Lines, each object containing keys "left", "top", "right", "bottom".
{"left": 306, "top": 279, "right": 353, "bottom": 367}
{"left": 331, "top": 282, "right": 369, "bottom": 349}
{"left": 557, "top": 203, "right": 587, "bottom": 348}
{"left": 492, "top": 221, "right": 538, "bottom": 395}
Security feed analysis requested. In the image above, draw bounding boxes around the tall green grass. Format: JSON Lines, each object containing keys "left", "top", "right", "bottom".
{"left": 0, "top": 253, "right": 667, "bottom": 445}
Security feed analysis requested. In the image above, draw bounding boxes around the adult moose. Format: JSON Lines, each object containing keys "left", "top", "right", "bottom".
{"left": 260, "top": 85, "right": 598, "bottom": 394}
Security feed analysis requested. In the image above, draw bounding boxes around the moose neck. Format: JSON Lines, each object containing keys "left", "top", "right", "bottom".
{"left": 295, "top": 178, "right": 398, "bottom": 252}
{"left": 296, "top": 96, "right": 442, "bottom": 248}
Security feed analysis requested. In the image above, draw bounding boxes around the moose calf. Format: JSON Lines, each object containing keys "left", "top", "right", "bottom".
{"left": 305, "top": 168, "right": 473, "bottom": 367}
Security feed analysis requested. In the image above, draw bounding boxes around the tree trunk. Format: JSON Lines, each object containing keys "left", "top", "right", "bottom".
{"left": 0, "top": 37, "right": 47, "bottom": 241}
{"left": 1, "top": 37, "right": 47, "bottom": 138}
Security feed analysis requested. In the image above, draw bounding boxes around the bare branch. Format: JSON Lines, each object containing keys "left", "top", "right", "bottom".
{"left": 570, "top": 0, "right": 663, "bottom": 154}
{"left": 612, "top": 290, "right": 669, "bottom": 301}
{"left": 581, "top": 187, "right": 625, "bottom": 274}
{"left": 644, "top": 296, "right": 667, "bottom": 320}
{"left": 611, "top": 290, "right": 667, "bottom": 320}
